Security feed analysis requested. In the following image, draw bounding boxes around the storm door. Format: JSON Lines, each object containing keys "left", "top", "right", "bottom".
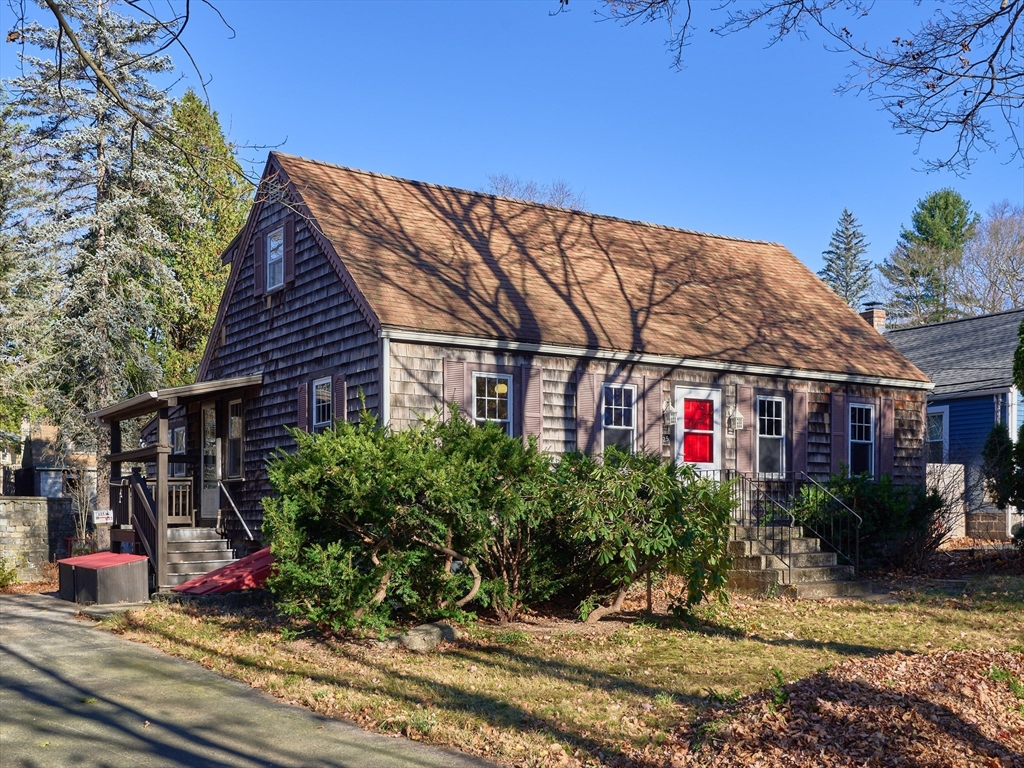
{"left": 201, "top": 402, "right": 220, "bottom": 520}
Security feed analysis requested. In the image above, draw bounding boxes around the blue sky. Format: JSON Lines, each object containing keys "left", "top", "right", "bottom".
{"left": 4, "top": 1, "right": 1022, "bottom": 288}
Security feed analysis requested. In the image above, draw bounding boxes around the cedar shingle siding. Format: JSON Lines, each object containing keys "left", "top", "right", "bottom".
{"left": 201, "top": 193, "right": 380, "bottom": 540}
{"left": 195, "top": 153, "right": 930, "bottom": 531}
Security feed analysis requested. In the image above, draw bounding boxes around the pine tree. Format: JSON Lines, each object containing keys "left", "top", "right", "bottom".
{"left": 4, "top": 3, "right": 192, "bottom": 456}
{"left": 817, "top": 208, "right": 872, "bottom": 308}
{"left": 880, "top": 189, "right": 978, "bottom": 327}
{"left": 156, "top": 90, "right": 252, "bottom": 386}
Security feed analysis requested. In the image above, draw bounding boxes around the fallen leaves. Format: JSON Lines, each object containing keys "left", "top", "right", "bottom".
{"left": 671, "top": 649, "right": 1024, "bottom": 767}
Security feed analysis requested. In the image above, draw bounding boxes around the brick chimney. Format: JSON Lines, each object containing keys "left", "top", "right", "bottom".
{"left": 859, "top": 302, "right": 886, "bottom": 333}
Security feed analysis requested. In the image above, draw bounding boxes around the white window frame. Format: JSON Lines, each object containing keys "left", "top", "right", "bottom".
{"left": 674, "top": 386, "right": 722, "bottom": 472}
{"left": 312, "top": 377, "right": 332, "bottom": 432}
{"left": 266, "top": 227, "right": 285, "bottom": 291}
{"left": 601, "top": 383, "right": 637, "bottom": 454}
{"left": 226, "top": 400, "right": 244, "bottom": 478}
{"left": 756, "top": 396, "right": 786, "bottom": 477}
{"left": 472, "top": 372, "right": 513, "bottom": 435}
{"left": 926, "top": 405, "right": 949, "bottom": 464}
{"left": 848, "top": 403, "right": 875, "bottom": 476}
{"left": 170, "top": 426, "right": 187, "bottom": 478}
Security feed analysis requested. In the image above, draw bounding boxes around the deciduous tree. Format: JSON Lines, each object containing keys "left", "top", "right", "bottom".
{"left": 485, "top": 173, "right": 587, "bottom": 210}
{"left": 593, "top": 0, "right": 1023, "bottom": 172}
{"left": 952, "top": 201, "right": 1024, "bottom": 316}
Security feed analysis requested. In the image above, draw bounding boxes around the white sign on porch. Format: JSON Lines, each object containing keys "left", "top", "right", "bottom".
{"left": 92, "top": 508, "right": 113, "bottom": 526}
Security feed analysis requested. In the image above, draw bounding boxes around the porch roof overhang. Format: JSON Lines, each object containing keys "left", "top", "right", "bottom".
{"left": 89, "top": 374, "right": 264, "bottom": 424}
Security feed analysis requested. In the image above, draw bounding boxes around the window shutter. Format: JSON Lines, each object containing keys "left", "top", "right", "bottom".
{"left": 443, "top": 359, "right": 469, "bottom": 421}
{"left": 736, "top": 386, "right": 754, "bottom": 474}
{"left": 576, "top": 371, "right": 598, "bottom": 454}
{"left": 283, "top": 216, "right": 296, "bottom": 284}
{"left": 522, "top": 365, "right": 543, "bottom": 444}
{"left": 253, "top": 231, "right": 265, "bottom": 298}
{"left": 792, "top": 389, "right": 809, "bottom": 474}
{"left": 297, "top": 381, "right": 308, "bottom": 432}
{"left": 333, "top": 373, "right": 347, "bottom": 425}
{"left": 830, "top": 392, "right": 847, "bottom": 474}
{"left": 879, "top": 396, "right": 895, "bottom": 477}
{"left": 642, "top": 375, "right": 663, "bottom": 455}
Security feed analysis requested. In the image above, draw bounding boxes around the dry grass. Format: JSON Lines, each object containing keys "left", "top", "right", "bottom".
{"left": 106, "top": 574, "right": 1024, "bottom": 767}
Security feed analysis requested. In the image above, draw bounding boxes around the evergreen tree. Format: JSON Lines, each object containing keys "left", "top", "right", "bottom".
{"left": 817, "top": 208, "right": 872, "bottom": 308}
{"left": 4, "top": 3, "right": 192, "bottom": 456}
{"left": 157, "top": 90, "right": 252, "bottom": 386}
{"left": 880, "top": 189, "right": 978, "bottom": 327}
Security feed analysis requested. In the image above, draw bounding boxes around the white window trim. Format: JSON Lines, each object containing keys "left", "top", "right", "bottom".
{"left": 601, "top": 383, "right": 638, "bottom": 454}
{"left": 312, "top": 377, "right": 332, "bottom": 432}
{"left": 472, "top": 371, "right": 514, "bottom": 434}
{"left": 266, "top": 227, "right": 285, "bottom": 291}
{"left": 926, "top": 404, "right": 949, "bottom": 464}
{"left": 756, "top": 395, "right": 786, "bottom": 478}
{"left": 848, "top": 402, "right": 875, "bottom": 476}
{"left": 674, "top": 386, "right": 722, "bottom": 472}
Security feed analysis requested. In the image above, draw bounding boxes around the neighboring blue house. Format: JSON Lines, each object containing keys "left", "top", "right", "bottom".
{"left": 886, "top": 308, "right": 1024, "bottom": 539}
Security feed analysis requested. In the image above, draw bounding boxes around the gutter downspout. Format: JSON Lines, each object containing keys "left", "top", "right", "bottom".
{"left": 380, "top": 334, "right": 391, "bottom": 427}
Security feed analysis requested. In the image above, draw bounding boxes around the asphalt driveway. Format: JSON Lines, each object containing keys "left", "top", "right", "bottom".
{"left": 0, "top": 593, "right": 495, "bottom": 768}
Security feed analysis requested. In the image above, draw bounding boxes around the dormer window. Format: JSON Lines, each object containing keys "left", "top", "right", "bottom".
{"left": 266, "top": 227, "right": 285, "bottom": 291}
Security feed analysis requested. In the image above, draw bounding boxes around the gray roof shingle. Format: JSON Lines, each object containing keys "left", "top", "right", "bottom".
{"left": 885, "top": 309, "right": 1023, "bottom": 396}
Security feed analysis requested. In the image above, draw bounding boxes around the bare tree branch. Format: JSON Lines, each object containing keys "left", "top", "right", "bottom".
{"left": 597, "top": 0, "right": 1023, "bottom": 172}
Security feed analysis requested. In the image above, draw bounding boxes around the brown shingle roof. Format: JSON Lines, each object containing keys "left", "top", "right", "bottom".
{"left": 273, "top": 153, "right": 928, "bottom": 383}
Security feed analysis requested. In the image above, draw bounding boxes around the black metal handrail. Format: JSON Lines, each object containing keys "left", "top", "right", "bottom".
{"left": 792, "top": 471, "right": 862, "bottom": 576}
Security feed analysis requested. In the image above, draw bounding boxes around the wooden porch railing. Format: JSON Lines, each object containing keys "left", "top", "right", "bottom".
{"left": 110, "top": 477, "right": 194, "bottom": 528}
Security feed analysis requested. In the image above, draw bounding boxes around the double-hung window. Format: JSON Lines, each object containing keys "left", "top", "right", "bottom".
{"left": 602, "top": 384, "right": 636, "bottom": 453}
{"left": 312, "top": 378, "right": 332, "bottom": 432}
{"left": 170, "top": 426, "right": 187, "bottom": 478}
{"left": 266, "top": 227, "right": 285, "bottom": 291}
{"left": 757, "top": 397, "right": 785, "bottom": 476}
{"left": 473, "top": 373, "right": 513, "bottom": 435}
{"left": 926, "top": 406, "right": 948, "bottom": 463}
{"left": 849, "top": 404, "right": 874, "bottom": 476}
{"left": 227, "top": 400, "right": 243, "bottom": 478}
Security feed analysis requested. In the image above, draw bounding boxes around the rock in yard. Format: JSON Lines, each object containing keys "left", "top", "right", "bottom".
{"left": 390, "top": 622, "right": 458, "bottom": 652}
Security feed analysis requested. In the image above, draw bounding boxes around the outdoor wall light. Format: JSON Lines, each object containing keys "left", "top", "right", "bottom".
{"left": 662, "top": 401, "right": 678, "bottom": 427}
{"left": 727, "top": 406, "right": 744, "bottom": 433}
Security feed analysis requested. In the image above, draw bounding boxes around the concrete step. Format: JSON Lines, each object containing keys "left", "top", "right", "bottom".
{"left": 165, "top": 548, "right": 236, "bottom": 563}
{"left": 166, "top": 540, "right": 232, "bottom": 554}
{"left": 731, "top": 552, "right": 838, "bottom": 571}
{"left": 166, "top": 558, "right": 236, "bottom": 575}
{"left": 728, "top": 537, "right": 822, "bottom": 556}
{"left": 790, "top": 580, "right": 873, "bottom": 599}
{"left": 787, "top": 565, "right": 856, "bottom": 583}
{"left": 730, "top": 525, "right": 805, "bottom": 540}
{"left": 167, "top": 527, "right": 226, "bottom": 542}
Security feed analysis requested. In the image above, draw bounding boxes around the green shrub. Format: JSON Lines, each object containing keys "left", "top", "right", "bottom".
{"left": 982, "top": 422, "right": 1024, "bottom": 512}
{"left": 793, "top": 471, "right": 947, "bottom": 571}
{"left": 263, "top": 409, "right": 558, "bottom": 631}
{"left": 263, "top": 411, "right": 737, "bottom": 631}
{"left": 552, "top": 449, "right": 734, "bottom": 622}
{"left": 0, "top": 557, "right": 17, "bottom": 589}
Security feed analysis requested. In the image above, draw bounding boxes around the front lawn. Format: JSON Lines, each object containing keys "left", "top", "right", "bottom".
{"left": 106, "top": 574, "right": 1024, "bottom": 767}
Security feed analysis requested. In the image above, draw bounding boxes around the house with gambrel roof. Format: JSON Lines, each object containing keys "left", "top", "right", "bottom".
{"left": 91, "top": 152, "right": 931, "bottom": 591}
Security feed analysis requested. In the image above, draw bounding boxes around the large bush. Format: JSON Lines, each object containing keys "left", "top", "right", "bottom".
{"left": 793, "top": 472, "right": 947, "bottom": 571}
{"left": 263, "top": 412, "right": 735, "bottom": 631}
{"left": 263, "top": 411, "right": 555, "bottom": 631}
{"left": 553, "top": 450, "right": 734, "bottom": 623}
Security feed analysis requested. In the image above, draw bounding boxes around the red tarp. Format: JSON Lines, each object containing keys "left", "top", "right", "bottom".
{"left": 171, "top": 546, "right": 273, "bottom": 595}
{"left": 57, "top": 552, "right": 148, "bottom": 570}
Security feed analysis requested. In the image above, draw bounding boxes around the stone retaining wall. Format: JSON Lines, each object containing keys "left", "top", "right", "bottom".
{"left": 0, "top": 496, "right": 75, "bottom": 580}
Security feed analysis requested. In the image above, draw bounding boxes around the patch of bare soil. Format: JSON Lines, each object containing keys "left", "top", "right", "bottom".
{"left": 669, "top": 650, "right": 1024, "bottom": 768}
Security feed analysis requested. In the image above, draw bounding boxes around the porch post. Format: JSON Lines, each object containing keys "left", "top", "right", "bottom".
{"left": 109, "top": 420, "right": 121, "bottom": 553}
{"left": 156, "top": 407, "right": 170, "bottom": 589}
